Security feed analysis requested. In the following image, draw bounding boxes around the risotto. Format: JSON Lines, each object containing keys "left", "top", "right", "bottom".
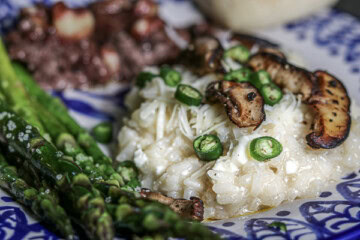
{"left": 116, "top": 66, "right": 360, "bottom": 220}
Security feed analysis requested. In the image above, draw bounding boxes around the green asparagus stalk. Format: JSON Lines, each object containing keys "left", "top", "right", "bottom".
{"left": 0, "top": 51, "right": 117, "bottom": 187}
{"left": 33, "top": 102, "right": 110, "bottom": 183}
{"left": 13, "top": 63, "right": 140, "bottom": 190}
{"left": 0, "top": 102, "right": 114, "bottom": 240}
{"left": 1, "top": 144, "right": 44, "bottom": 190}
{"left": 0, "top": 153, "right": 75, "bottom": 239}
{"left": 116, "top": 161, "right": 141, "bottom": 191}
{"left": 0, "top": 42, "right": 120, "bottom": 189}
{"left": 2, "top": 144, "right": 118, "bottom": 240}
{"left": 106, "top": 187, "right": 220, "bottom": 240}
{"left": 12, "top": 62, "right": 111, "bottom": 165}
{"left": 31, "top": 99, "right": 129, "bottom": 189}
{"left": 2, "top": 143, "right": 62, "bottom": 203}
{"left": 0, "top": 39, "right": 45, "bottom": 136}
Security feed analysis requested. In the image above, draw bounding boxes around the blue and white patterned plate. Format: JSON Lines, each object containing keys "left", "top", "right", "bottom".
{"left": 1, "top": 1, "right": 360, "bottom": 239}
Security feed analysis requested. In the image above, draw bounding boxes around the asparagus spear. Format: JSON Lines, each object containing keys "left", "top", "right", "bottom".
{"left": 0, "top": 53, "right": 119, "bottom": 188}
{"left": 1, "top": 144, "right": 44, "bottom": 190}
{"left": 0, "top": 39, "right": 45, "bottom": 136}
{"left": 0, "top": 43, "right": 130, "bottom": 189}
{"left": 106, "top": 187, "right": 220, "bottom": 240}
{"left": 0, "top": 103, "right": 114, "bottom": 240}
{"left": 116, "top": 161, "right": 141, "bottom": 191}
{"left": 12, "top": 62, "right": 111, "bottom": 165}
{"left": 0, "top": 152, "right": 75, "bottom": 239}
{"left": 30, "top": 99, "right": 129, "bottom": 189}
{"left": 7, "top": 143, "right": 204, "bottom": 239}
{"left": 13, "top": 63, "right": 140, "bottom": 190}
{"left": 33, "top": 102, "right": 111, "bottom": 183}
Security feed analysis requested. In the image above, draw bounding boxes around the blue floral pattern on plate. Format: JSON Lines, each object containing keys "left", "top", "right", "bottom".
{"left": 0, "top": 195, "right": 58, "bottom": 239}
{"left": 285, "top": 9, "right": 360, "bottom": 76}
{"left": 1, "top": 0, "right": 360, "bottom": 239}
{"left": 209, "top": 172, "right": 360, "bottom": 240}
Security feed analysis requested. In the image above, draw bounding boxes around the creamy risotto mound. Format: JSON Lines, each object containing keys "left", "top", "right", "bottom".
{"left": 116, "top": 66, "right": 360, "bottom": 220}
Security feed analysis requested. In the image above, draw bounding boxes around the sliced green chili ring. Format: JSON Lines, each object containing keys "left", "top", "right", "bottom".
{"left": 249, "top": 136, "right": 283, "bottom": 162}
{"left": 224, "top": 68, "right": 252, "bottom": 83}
{"left": 224, "top": 45, "right": 250, "bottom": 63}
{"left": 268, "top": 222, "right": 287, "bottom": 232}
{"left": 250, "top": 70, "right": 272, "bottom": 89}
{"left": 260, "top": 83, "right": 283, "bottom": 106}
{"left": 160, "top": 66, "right": 182, "bottom": 87}
{"left": 136, "top": 72, "right": 156, "bottom": 88}
{"left": 175, "top": 84, "right": 203, "bottom": 106}
{"left": 193, "top": 134, "right": 223, "bottom": 161}
{"left": 92, "top": 122, "right": 113, "bottom": 144}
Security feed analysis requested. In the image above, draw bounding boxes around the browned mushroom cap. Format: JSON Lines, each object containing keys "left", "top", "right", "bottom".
{"left": 140, "top": 189, "right": 204, "bottom": 221}
{"left": 306, "top": 71, "right": 351, "bottom": 149}
{"left": 248, "top": 52, "right": 315, "bottom": 101}
{"left": 206, "top": 81, "right": 265, "bottom": 129}
{"left": 180, "top": 36, "right": 225, "bottom": 76}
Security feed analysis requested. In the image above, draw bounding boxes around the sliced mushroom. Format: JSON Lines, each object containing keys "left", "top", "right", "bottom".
{"left": 248, "top": 52, "right": 315, "bottom": 101}
{"left": 140, "top": 189, "right": 204, "bottom": 221}
{"left": 248, "top": 52, "right": 351, "bottom": 149}
{"left": 181, "top": 36, "right": 225, "bottom": 76}
{"left": 206, "top": 81, "right": 265, "bottom": 129}
{"left": 306, "top": 71, "right": 351, "bottom": 149}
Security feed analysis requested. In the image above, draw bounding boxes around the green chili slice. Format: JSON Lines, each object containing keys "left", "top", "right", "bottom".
{"left": 160, "top": 66, "right": 182, "bottom": 87}
{"left": 175, "top": 84, "right": 203, "bottom": 106}
{"left": 250, "top": 70, "right": 272, "bottom": 89}
{"left": 260, "top": 83, "right": 283, "bottom": 106}
{"left": 224, "top": 45, "right": 250, "bottom": 63}
{"left": 193, "top": 134, "right": 223, "bottom": 161}
{"left": 249, "top": 136, "right": 283, "bottom": 161}
{"left": 224, "top": 68, "right": 252, "bottom": 83}
{"left": 268, "top": 221, "right": 287, "bottom": 232}
{"left": 136, "top": 72, "right": 156, "bottom": 88}
{"left": 92, "top": 122, "right": 113, "bottom": 144}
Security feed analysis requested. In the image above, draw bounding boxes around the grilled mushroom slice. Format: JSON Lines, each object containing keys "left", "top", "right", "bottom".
{"left": 140, "top": 189, "right": 204, "bottom": 221}
{"left": 248, "top": 52, "right": 315, "bottom": 101}
{"left": 181, "top": 36, "right": 225, "bottom": 76}
{"left": 306, "top": 71, "right": 351, "bottom": 149}
{"left": 206, "top": 81, "right": 265, "bottom": 129}
{"left": 248, "top": 52, "right": 351, "bottom": 149}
